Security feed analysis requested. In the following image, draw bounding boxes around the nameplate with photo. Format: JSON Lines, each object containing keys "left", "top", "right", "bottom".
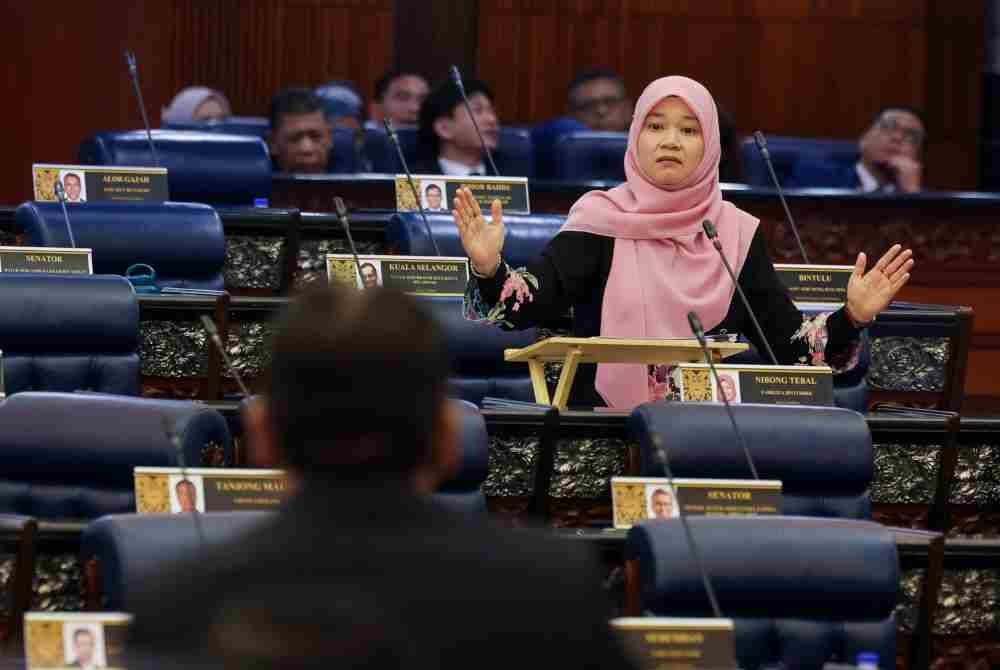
{"left": 674, "top": 363, "right": 834, "bottom": 406}
{"left": 611, "top": 617, "right": 736, "bottom": 670}
{"left": 395, "top": 174, "right": 531, "bottom": 215}
{"left": 134, "top": 467, "right": 290, "bottom": 514}
{"left": 774, "top": 263, "right": 853, "bottom": 304}
{"left": 24, "top": 612, "right": 131, "bottom": 670}
{"left": 326, "top": 254, "right": 469, "bottom": 297}
{"left": 611, "top": 477, "right": 782, "bottom": 529}
{"left": 0, "top": 246, "right": 92, "bottom": 275}
{"left": 32, "top": 163, "right": 169, "bottom": 203}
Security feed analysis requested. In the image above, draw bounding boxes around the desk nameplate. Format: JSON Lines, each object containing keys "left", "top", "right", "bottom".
{"left": 0, "top": 246, "right": 92, "bottom": 275}
{"left": 675, "top": 363, "right": 834, "bottom": 406}
{"left": 611, "top": 617, "right": 737, "bottom": 670}
{"left": 395, "top": 174, "right": 530, "bottom": 214}
{"left": 33, "top": 163, "right": 169, "bottom": 203}
{"left": 774, "top": 263, "right": 853, "bottom": 304}
{"left": 25, "top": 612, "right": 131, "bottom": 670}
{"left": 327, "top": 253, "right": 469, "bottom": 297}
{"left": 134, "top": 467, "right": 289, "bottom": 514}
{"left": 611, "top": 477, "right": 782, "bottom": 529}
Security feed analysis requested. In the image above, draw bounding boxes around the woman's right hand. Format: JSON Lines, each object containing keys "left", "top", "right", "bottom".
{"left": 452, "top": 187, "right": 505, "bottom": 277}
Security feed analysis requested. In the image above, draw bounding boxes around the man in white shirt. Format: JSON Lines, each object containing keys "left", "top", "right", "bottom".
{"left": 414, "top": 77, "right": 500, "bottom": 176}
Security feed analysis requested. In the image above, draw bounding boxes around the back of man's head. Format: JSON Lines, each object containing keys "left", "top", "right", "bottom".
{"left": 269, "top": 88, "right": 325, "bottom": 132}
{"left": 417, "top": 77, "right": 494, "bottom": 159}
{"left": 265, "top": 286, "right": 450, "bottom": 478}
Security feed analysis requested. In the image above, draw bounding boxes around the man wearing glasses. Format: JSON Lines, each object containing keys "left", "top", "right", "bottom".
{"left": 567, "top": 69, "right": 632, "bottom": 133}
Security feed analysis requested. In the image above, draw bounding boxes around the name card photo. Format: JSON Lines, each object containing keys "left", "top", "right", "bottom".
{"left": 611, "top": 477, "right": 782, "bottom": 528}
{"left": 774, "top": 263, "right": 853, "bottom": 304}
{"left": 33, "top": 163, "right": 169, "bottom": 204}
{"left": 134, "top": 467, "right": 289, "bottom": 514}
{"left": 611, "top": 617, "right": 736, "bottom": 670}
{"left": 0, "top": 246, "right": 92, "bottom": 275}
{"left": 674, "top": 363, "right": 834, "bottom": 406}
{"left": 327, "top": 254, "right": 469, "bottom": 297}
{"left": 25, "top": 612, "right": 131, "bottom": 670}
{"left": 395, "top": 174, "right": 531, "bottom": 214}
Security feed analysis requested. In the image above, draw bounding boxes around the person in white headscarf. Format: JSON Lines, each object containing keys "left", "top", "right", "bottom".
{"left": 161, "top": 87, "right": 231, "bottom": 124}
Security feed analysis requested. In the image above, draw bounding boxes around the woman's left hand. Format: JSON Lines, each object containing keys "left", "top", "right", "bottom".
{"left": 845, "top": 244, "right": 914, "bottom": 325}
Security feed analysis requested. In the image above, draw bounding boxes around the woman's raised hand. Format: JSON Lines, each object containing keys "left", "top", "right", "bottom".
{"left": 846, "top": 244, "right": 914, "bottom": 324}
{"left": 452, "top": 187, "right": 505, "bottom": 278}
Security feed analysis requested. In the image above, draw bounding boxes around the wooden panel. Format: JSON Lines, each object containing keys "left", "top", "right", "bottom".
{"left": 477, "top": 0, "right": 982, "bottom": 190}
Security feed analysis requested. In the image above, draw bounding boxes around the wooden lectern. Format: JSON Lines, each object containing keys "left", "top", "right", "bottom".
{"left": 504, "top": 337, "right": 748, "bottom": 409}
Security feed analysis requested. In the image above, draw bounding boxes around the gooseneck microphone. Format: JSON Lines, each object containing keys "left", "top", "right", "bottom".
{"left": 752, "top": 131, "right": 809, "bottom": 263}
{"left": 124, "top": 50, "right": 160, "bottom": 167}
{"left": 333, "top": 196, "right": 370, "bottom": 291}
{"left": 199, "top": 315, "right": 251, "bottom": 398}
{"left": 449, "top": 66, "right": 500, "bottom": 176}
{"left": 702, "top": 220, "right": 778, "bottom": 366}
{"left": 52, "top": 181, "right": 77, "bottom": 248}
{"left": 650, "top": 433, "right": 722, "bottom": 619}
{"left": 687, "top": 311, "right": 760, "bottom": 481}
{"left": 383, "top": 120, "right": 441, "bottom": 255}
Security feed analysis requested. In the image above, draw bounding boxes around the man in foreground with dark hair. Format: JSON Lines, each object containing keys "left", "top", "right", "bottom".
{"left": 414, "top": 77, "right": 500, "bottom": 176}
{"left": 124, "top": 286, "right": 634, "bottom": 669}
{"left": 268, "top": 87, "right": 333, "bottom": 173}
{"left": 370, "top": 68, "right": 429, "bottom": 126}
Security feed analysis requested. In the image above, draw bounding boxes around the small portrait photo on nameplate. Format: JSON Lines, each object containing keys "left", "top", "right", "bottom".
{"left": 32, "top": 163, "right": 169, "bottom": 204}
{"left": 326, "top": 254, "right": 469, "bottom": 297}
{"left": 0, "top": 246, "right": 92, "bottom": 275}
{"left": 611, "top": 477, "right": 782, "bottom": 528}
{"left": 395, "top": 174, "right": 530, "bottom": 214}
{"left": 611, "top": 617, "right": 736, "bottom": 670}
{"left": 774, "top": 263, "right": 853, "bottom": 304}
{"left": 674, "top": 363, "right": 834, "bottom": 406}
{"left": 134, "top": 467, "right": 289, "bottom": 514}
{"left": 24, "top": 612, "right": 131, "bottom": 670}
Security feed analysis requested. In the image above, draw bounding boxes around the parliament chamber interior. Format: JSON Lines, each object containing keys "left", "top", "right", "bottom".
{"left": 1, "top": 1, "right": 1000, "bottom": 668}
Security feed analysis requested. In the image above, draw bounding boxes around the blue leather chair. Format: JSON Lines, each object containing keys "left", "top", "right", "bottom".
{"left": 628, "top": 402, "right": 873, "bottom": 519}
{"left": 161, "top": 116, "right": 270, "bottom": 139}
{"left": 16, "top": 201, "right": 226, "bottom": 290}
{"left": 364, "top": 126, "right": 535, "bottom": 177}
{"left": 80, "top": 511, "right": 270, "bottom": 610}
{"left": 433, "top": 400, "right": 490, "bottom": 513}
{"left": 532, "top": 117, "right": 590, "bottom": 179}
{"left": 741, "top": 135, "right": 858, "bottom": 188}
{"left": 0, "top": 393, "right": 233, "bottom": 520}
{"left": 551, "top": 131, "right": 627, "bottom": 182}
{"left": 78, "top": 129, "right": 271, "bottom": 206}
{"left": 626, "top": 516, "right": 897, "bottom": 670}
{"left": 0, "top": 274, "right": 139, "bottom": 395}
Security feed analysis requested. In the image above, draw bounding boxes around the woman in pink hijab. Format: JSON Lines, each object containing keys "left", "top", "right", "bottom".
{"left": 454, "top": 76, "right": 913, "bottom": 409}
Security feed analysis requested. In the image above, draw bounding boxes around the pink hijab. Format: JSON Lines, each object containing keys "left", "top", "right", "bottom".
{"left": 561, "top": 76, "right": 758, "bottom": 409}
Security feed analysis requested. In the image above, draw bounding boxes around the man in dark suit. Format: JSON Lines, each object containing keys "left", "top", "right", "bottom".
{"left": 124, "top": 286, "right": 635, "bottom": 669}
{"left": 413, "top": 77, "right": 500, "bottom": 176}
{"left": 786, "top": 106, "right": 925, "bottom": 192}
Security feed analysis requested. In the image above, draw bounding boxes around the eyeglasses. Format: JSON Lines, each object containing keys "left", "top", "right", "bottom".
{"left": 877, "top": 116, "right": 924, "bottom": 145}
{"left": 572, "top": 95, "right": 627, "bottom": 114}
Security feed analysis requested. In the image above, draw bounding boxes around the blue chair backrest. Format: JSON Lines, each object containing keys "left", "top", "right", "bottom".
{"left": 551, "top": 131, "right": 627, "bottom": 182}
{"left": 433, "top": 399, "right": 490, "bottom": 514}
{"left": 16, "top": 201, "right": 226, "bottom": 291}
{"left": 364, "top": 126, "right": 535, "bottom": 177}
{"left": 628, "top": 402, "right": 873, "bottom": 518}
{"left": 162, "top": 116, "right": 270, "bottom": 139}
{"left": 627, "top": 516, "right": 898, "bottom": 670}
{"left": 328, "top": 127, "right": 361, "bottom": 173}
{"left": 0, "top": 393, "right": 233, "bottom": 520}
{"left": 0, "top": 274, "right": 139, "bottom": 396}
{"left": 741, "top": 135, "right": 858, "bottom": 188}
{"left": 81, "top": 511, "right": 270, "bottom": 609}
{"left": 532, "top": 117, "right": 590, "bottom": 179}
{"left": 78, "top": 129, "right": 272, "bottom": 206}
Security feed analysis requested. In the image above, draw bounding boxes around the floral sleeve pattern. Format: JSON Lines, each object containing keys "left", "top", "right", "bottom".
{"left": 463, "top": 262, "right": 540, "bottom": 329}
{"left": 792, "top": 312, "right": 862, "bottom": 373}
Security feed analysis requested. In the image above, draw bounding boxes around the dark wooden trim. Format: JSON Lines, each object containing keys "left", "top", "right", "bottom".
{"left": 623, "top": 558, "right": 641, "bottom": 617}
{"left": 393, "top": 0, "right": 480, "bottom": 78}
{"left": 6, "top": 518, "right": 37, "bottom": 644}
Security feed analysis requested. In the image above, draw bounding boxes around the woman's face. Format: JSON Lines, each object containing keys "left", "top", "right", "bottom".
{"left": 193, "top": 97, "right": 228, "bottom": 122}
{"left": 636, "top": 96, "right": 705, "bottom": 187}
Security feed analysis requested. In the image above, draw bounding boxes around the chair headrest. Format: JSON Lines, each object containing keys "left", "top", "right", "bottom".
{"left": 627, "top": 516, "right": 898, "bottom": 619}
{"left": 16, "top": 201, "right": 225, "bottom": 281}
{"left": 0, "top": 274, "right": 137, "bottom": 352}
{"left": 78, "top": 130, "right": 271, "bottom": 205}
{"left": 628, "top": 403, "right": 872, "bottom": 490}
{"left": 420, "top": 297, "right": 537, "bottom": 371}
{"left": 495, "top": 127, "right": 535, "bottom": 178}
{"left": 161, "top": 116, "right": 270, "bottom": 139}
{"left": 439, "top": 399, "right": 489, "bottom": 491}
{"left": 552, "top": 131, "right": 627, "bottom": 181}
{"left": 0, "top": 393, "right": 232, "bottom": 487}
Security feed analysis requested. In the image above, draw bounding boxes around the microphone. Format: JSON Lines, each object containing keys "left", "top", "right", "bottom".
{"left": 702, "top": 220, "right": 778, "bottom": 366}
{"left": 124, "top": 50, "right": 160, "bottom": 167}
{"left": 449, "top": 66, "right": 500, "bottom": 176}
{"left": 649, "top": 433, "right": 722, "bottom": 619}
{"left": 199, "top": 315, "right": 251, "bottom": 398}
{"left": 687, "top": 311, "right": 759, "bottom": 481}
{"left": 333, "top": 196, "right": 370, "bottom": 290}
{"left": 383, "top": 119, "right": 441, "bottom": 255}
{"left": 52, "top": 181, "right": 77, "bottom": 248}
{"left": 752, "top": 131, "right": 809, "bottom": 263}
{"left": 161, "top": 415, "right": 206, "bottom": 549}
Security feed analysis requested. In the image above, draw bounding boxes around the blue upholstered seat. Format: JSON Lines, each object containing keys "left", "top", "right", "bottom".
{"left": 628, "top": 402, "right": 873, "bottom": 518}
{"left": 551, "top": 131, "right": 627, "bottom": 182}
{"left": 0, "top": 393, "right": 233, "bottom": 520}
{"left": 16, "top": 201, "right": 226, "bottom": 290}
{"left": 627, "top": 516, "right": 898, "bottom": 670}
{"left": 0, "top": 274, "right": 139, "bottom": 395}
{"left": 433, "top": 400, "right": 490, "bottom": 514}
{"left": 740, "top": 135, "right": 859, "bottom": 188}
{"left": 78, "top": 129, "right": 271, "bottom": 206}
{"left": 161, "top": 116, "right": 270, "bottom": 139}
{"left": 81, "top": 511, "right": 270, "bottom": 609}
{"left": 365, "top": 126, "right": 535, "bottom": 177}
